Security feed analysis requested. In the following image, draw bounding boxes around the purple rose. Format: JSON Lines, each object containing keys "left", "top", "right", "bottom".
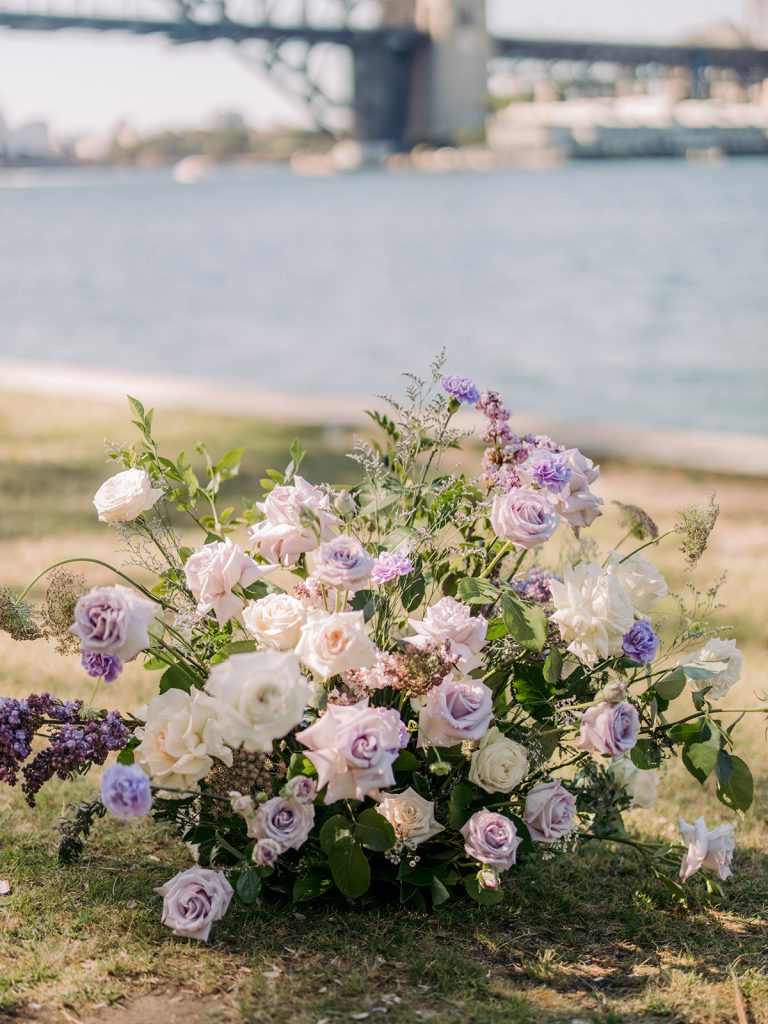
{"left": 524, "top": 451, "right": 572, "bottom": 493}
{"left": 577, "top": 701, "right": 640, "bottom": 757}
{"left": 252, "top": 838, "right": 281, "bottom": 867}
{"left": 370, "top": 551, "right": 414, "bottom": 585}
{"left": 441, "top": 375, "right": 480, "bottom": 405}
{"left": 313, "top": 535, "right": 374, "bottom": 593}
{"left": 248, "top": 796, "right": 315, "bottom": 852}
{"left": 622, "top": 620, "right": 659, "bottom": 664}
{"left": 156, "top": 867, "right": 233, "bottom": 942}
{"left": 490, "top": 488, "right": 560, "bottom": 549}
{"left": 100, "top": 762, "right": 153, "bottom": 819}
{"left": 461, "top": 810, "right": 521, "bottom": 871}
{"left": 417, "top": 677, "right": 493, "bottom": 748}
{"left": 70, "top": 584, "right": 160, "bottom": 663}
{"left": 81, "top": 650, "right": 123, "bottom": 683}
{"left": 284, "top": 775, "right": 318, "bottom": 804}
{"left": 524, "top": 780, "right": 577, "bottom": 845}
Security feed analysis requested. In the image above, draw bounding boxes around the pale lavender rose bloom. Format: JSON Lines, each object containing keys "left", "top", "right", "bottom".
{"left": 551, "top": 448, "right": 603, "bottom": 530}
{"left": 406, "top": 596, "right": 488, "bottom": 673}
{"left": 417, "top": 677, "right": 493, "bottom": 748}
{"left": 524, "top": 780, "right": 577, "bottom": 845}
{"left": 370, "top": 551, "right": 414, "bottom": 585}
{"left": 156, "top": 866, "right": 233, "bottom": 942}
{"left": 461, "top": 809, "right": 521, "bottom": 871}
{"left": 253, "top": 838, "right": 281, "bottom": 867}
{"left": 248, "top": 796, "right": 315, "bottom": 852}
{"left": 284, "top": 775, "right": 317, "bottom": 804}
{"left": 490, "top": 487, "right": 560, "bottom": 549}
{"left": 313, "top": 535, "right": 375, "bottom": 592}
{"left": 184, "top": 539, "right": 271, "bottom": 627}
{"left": 577, "top": 701, "right": 639, "bottom": 757}
{"left": 249, "top": 476, "right": 339, "bottom": 566}
{"left": 100, "top": 763, "right": 152, "bottom": 819}
{"left": 70, "top": 584, "right": 160, "bottom": 663}
{"left": 297, "top": 700, "right": 402, "bottom": 804}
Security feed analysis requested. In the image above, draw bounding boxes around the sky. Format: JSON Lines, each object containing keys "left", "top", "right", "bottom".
{"left": 0, "top": 0, "right": 746, "bottom": 136}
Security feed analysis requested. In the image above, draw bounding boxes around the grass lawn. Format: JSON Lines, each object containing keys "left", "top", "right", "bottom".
{"left": 1, "top": 392, "right": 766, "bottom": 1024}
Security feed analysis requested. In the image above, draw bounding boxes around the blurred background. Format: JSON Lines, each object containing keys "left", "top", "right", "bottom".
{"left": 0, "top": 0, "right": 766, "bottom": 439}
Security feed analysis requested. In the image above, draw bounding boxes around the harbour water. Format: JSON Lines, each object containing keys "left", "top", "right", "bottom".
{"left": 1, "top": 158, "right": 766, "bottom": 434}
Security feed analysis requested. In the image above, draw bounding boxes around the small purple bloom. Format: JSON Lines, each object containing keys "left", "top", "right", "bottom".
{"left": 476, "top": 389, "right": 511, "bottom": 421}
{"left": 81, "top": 650, "right": 123, "bottom": 683}
{"left": 622, "top": 620, "right": 660, "bottom": 664}
{"left": 511, "top": 568, "right": 562, "bottom": 604}
{"left": 100, "top": 762, "right": 153, "bottom": 819}
{"left": 441, "top": 375, "right": 480, "bottom": 405}
{"left": 370, "top": 551, "right": 414, "bottom": 586}
{"left": 526, "top": 452, "right": 572, "bottom": 493}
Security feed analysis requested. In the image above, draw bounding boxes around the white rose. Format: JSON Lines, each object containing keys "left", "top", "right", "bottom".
{"left": 551, "top": 448, "right": 603, "bottom": 530}
{"left": 243, "top": 593, "right": 307, "bottom": 650}
{"left": 376, "top": 787, "right": 444, "bottom": 848}
{"left": 607, "top": 551, "right": 668, "bottom": 614}
{"left": 134, "top": 688, "right": 231, "bottom": 794}
{"left": 609, "top": 754, "right": 659, "bottom": 809}
{"left": 184, "top": 539, "right": 271, "bottom": 628}
{"left": 550, "top": 562, "right": 634, "bottom": 666}
{"left": 679, "top": 816, "right": 735, "bottom": 882}
{"left": 468, "top": 727, "right": 529, "bottom": 794}
{"left": 295, "top": 610, "right": 376, "bottom": 679}
{"left": 405, "top": 596, "right": 488, "bottom": 674}
{"left": 93, "top": 468, "right": 164, "bottom": 524}
{"left": 205, "top": 650, "right": 311, "bottom": 752}
{"left": 678, "top": 638, "right": 743, "bottom": 701}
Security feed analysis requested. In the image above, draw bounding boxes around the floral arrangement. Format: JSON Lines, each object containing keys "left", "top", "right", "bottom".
{"left": 1, "top": 360, "right": 761, "bottom": 942}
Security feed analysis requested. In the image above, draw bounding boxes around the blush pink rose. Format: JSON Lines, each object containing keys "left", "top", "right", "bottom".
{"left": 551, "top": 448, "right": 603, "bottom": 530}
{"left": 312, "top": 535, "right": 374, "bottom": 592}
{"left": 184, "top": 539, "right": 270, "bottom": 627}
{"left": 249, "top": 476, "right": 338, "bottom": 566}
{"left": 523, "top": 780, "right": 577, "bottom": 845}
{"left": 406, "top": 596, "right": 488, "bottom": 673}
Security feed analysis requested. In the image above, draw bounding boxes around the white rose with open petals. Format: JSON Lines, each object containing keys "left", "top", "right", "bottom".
{"left": 552, "top": 448, "right": 603, "bottom": 530}
{"left": 607, "top": 551, "right": 668, "bottom": 614}
{"left": 376, "top": 787, "right": 444, "bottom": 848}
{"left": 93, "top": 468, "right": 164, "bottom": 523}
{"left": 469, "top": 727, "right": 529, "bottom": 794}
{"left": 678, "top": 638, "right": 743, "bottom": 701}
{"left": 134, "top": 688, "right": 231, "bottom": 794}
{"left": 184, "top": 539, "right": 270, "bottom": 628}
{"left": 550, "top": 562, "right": 634, "bottom": 666}
{"left": 205, "top": 650, "right": 311, "bottom": 753}
{"left": 679, "top": 816, "right": 735, "bottom": 882}
{"left": 295, "top": 610, "right": 376, "bottom": 679}
{"left": 243, "top": 593, "right": 306, "bottom": 650}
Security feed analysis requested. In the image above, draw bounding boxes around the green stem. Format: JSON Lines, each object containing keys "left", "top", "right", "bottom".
{"left": 652, "top": 707, "right": 767, "bottom": 733}
{"left": 619, "top": 529, "right": 675, "bottom": 564}
{"left": 480, "top": 541, "right": 512, "bottom": 579}
{"left": 15, "top": 558, "right": 175, "bottom": 611}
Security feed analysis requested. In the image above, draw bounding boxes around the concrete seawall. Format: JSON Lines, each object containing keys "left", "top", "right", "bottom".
{"left": 1, "top": 359, "right": 766, "bottom": 477}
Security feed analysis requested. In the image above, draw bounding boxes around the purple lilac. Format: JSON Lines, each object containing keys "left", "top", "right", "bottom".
{"left": 441, "top": 375, "right": 480, "bottom": 405}
{"left": 622, "top": 620, "right": 660, "bottom": 664}
{"left": 527, "top": 453, "right": 572, "bottom": 493}
{"left": 476, "top": 390, "right": 511, "bottom": 421}
{"left": 512, "top": 568, "right": 563, "bottom": 604}
{"left": 370, "top": 551, "right": 414, "bottom": 585}
{"left": 101, "top": 762, "right": 153, "bottom": 819}
{"left": 0, "top": 693, "right": 81, "bottom": 786}
{"left": 81, "top": 650, "right": 123, "bottom": 683}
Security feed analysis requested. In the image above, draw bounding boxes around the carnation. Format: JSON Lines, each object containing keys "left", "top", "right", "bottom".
{"left": 441, "top": 374, "right": 480, "bottom": 404}
{"left": 370, "top": 551, "right": 414, "bottom": 586}
{"left": 550, "top": 563, "right": 634, "bottom": 666}
{"left": 100, "top": 763, "right": 153, "bottom": 819}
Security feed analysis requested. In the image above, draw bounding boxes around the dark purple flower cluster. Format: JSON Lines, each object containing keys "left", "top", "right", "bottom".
{"left": 441, "top": 375, "right": 480, "bottom": 405}
{"left": 0, "top": 692, "right": 129, "bottom": 804}
{"left": 511, "top": 568, "right": 563, "bottom": 604}
{"left": 81, "top": 650, "right": 123, "bottom": 683}
{"left": 622, "top": 620, "right": 660, "bottom": 664}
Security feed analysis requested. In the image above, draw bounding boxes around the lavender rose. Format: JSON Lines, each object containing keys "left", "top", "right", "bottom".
{"left": 284, "top": 775, "right": 317, "bottom": 804}
{"left": 524, "top": 780, "right": 577, "bottom": 845}
{"left": 577, "top": 701, "right": 640, "bottom": 757}
{"left": 622, "top": 620, "right": 659, "bottom": 664}
{"left": 100, "top": 762, "right": 152, "bottom": 819}
{"left": 156, "top": 867, "right": 233, "bottom": 942}
{"left": 370, "top": 551, "right": 414, "bottom": 586}
{"left": 70, "top": 584, "right": 160, "bottom": 663}
{"left": 490, "top": 487, "right": 559, "bottom": 549}
{"left": 81, "top": 650, "right": 123, "bottom": 683}
{"left": 417, "top": 676, "right": 493, "bottom": 748}
{"left": 248, "top": 796, "right": 315, "bottom": 852}
{"left": 252, "top": 838, "right": 281, "bottom": 867}
{"left": 406, "top": 596, "right": 488, "bottom": 673}
{"left": 312, "top": 535, "right": 374, "bottom": 592}
{"left": 461, "top": 810, "right": 521, "bottom": 871}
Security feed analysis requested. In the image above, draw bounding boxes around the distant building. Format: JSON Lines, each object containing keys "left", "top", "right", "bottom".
{"left": 745, "top": 0, "right": 768, "bottom": 46}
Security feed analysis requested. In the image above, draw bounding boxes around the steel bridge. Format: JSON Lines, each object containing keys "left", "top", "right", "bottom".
{"left": 2, "top": 0, "right": 768, "bottom": 146}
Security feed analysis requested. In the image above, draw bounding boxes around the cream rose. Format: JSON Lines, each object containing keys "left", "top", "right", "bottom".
{"left": 93, "top": 467, "right": 164, "bottom": 524}
{"left": 243, "top": 593, "right": 306, "bottom": 650}
{"left": 469, "top": 727, "right": 529, "bottom": 794}
{"left": 205, "top": 650, "right": 311, "bottom": 752}
{"left": 134, "top": 688, "right": 231, "bottom": 794}
{"left": 376, "top": 787, "right": 444, "bottom": 848}
{"left": 550, "top": 562, "right": 634, "bottom": 666}
{"left": 295, "top": 610, "right": 376, "bottom": 679}
{"left": 607, "top": 551, "right": 668, "bottom": 614}
{"left": 678, "top": 638, "right": 743, "bottom": 701}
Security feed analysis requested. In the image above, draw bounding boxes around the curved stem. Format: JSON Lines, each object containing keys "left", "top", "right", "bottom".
{"left": 619, "top": 529, "right": 675, "bottom": 564}
{"left": 16, "top": 558, "right": 175, "bottom": 611}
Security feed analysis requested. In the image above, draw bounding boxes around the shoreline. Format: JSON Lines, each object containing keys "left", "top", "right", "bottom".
{"left": 1, "top": 359, "right": 766, "bottom": 477}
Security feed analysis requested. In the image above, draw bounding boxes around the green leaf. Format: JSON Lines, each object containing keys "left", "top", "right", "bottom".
{"left": 355, "top": 808, "right": 396, "bottom": 852}
{"left": 219, "top": 640, "right": 257, "bottom": 658}
{"left": 400, "top": 572, "right": 426, "bottom": 613}
{"left": 654, "top": 870, "right": 687, "bottom": 906}
{"left": 235, "top": 867, "right": 261, "bottom": 906}
{"left": 527, "top": 726, "right": 565, "bottom": 762}
{"left": 457, "top": 577, "right": 499, "bottom": 605}
{"left": 319, "top": 814, "right": 354, "bottom": 855}
{"left": 668, "top": 721, "right": 705, "bottom": 745}
{"left": 430, "top": 875, "right": 451, "bottom": 907}
{"left": 448, "top": 782, "right": 475, "bottom": 829}
{"left": 293, "top": 870, "right": 333, "bottom": 903}
{"left": 654, "top": 668, "right": 687, "bottom": 702}
{"left": 716, "top": 754, "right": 753, "bottom": 812}
{"left": 543, "top": 648, "right": 563, "bottom": 686}
{"left": 328, "top": 837, "right": 371, "bottom": 899}
{"left": 127, "top": 395, "right": 146, "bottom": 423}
{"left": 158, "top": 664, "right": 196, "bottom": 695}
{"left": 485, "top": 618, "right": 508, "bottom": 641}
{"left": 464, "top": 874, "right": 504, "bottom": 906}
{"left": 393, "top": 750, "right": 421, "bottom": 773}
{"left": 512, "top": 664, "right": 555, "bottom": 722}
{"left": 715, "top": 748, "right": 734, "bottom": 786}
{"left": 500, "top": 592, "right": 548, "bottom": 653}
{"left": 631, "top": 739, "right": 662, "bottom": 769}
{"left": 216, "top": 448, "right": 245, "bottom": 478}
{"left": 116, "top": 737, "right": 138, "bottom": 765}
{"left": 287, "top": 753, "right": 317, "bottom": 780}
{"left": 682, "top": 724, "right": 720, "bottom": 784}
